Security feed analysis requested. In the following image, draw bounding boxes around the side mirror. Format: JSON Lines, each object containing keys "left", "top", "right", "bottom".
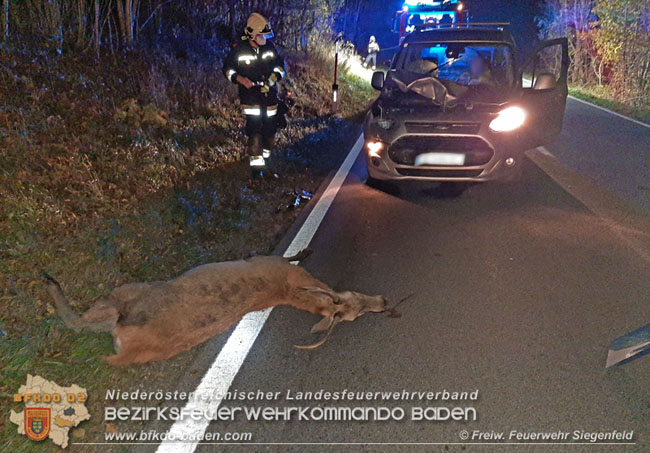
{"left": 533, "top": 73, "right": 557, "bottom": 90}
{"left": 371, "top": 71, "right": 385, "bottom": 91}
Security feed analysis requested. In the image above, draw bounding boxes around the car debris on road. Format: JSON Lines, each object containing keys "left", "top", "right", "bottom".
{"left": 606, "top": 323, "right": 650, "bottom": 368}
{"left": 276, "top": 189, "right": 313, "bottom": 212}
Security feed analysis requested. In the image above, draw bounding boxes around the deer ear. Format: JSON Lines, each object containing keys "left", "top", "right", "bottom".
{"left": 300, "top": 286, "right": 341, "bottom": 304}
{"left": 311, "top": 315, "right": 334, "bottom": 334}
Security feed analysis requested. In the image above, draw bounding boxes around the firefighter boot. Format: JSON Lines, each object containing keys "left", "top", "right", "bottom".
{"left": 262, "top": 136, "right": 274, "bottom": 160}
{"left": 262, "top": 136, "right": 279, "bottom": 179}
{"left": 248, "top": 134, "right": 265, "bottom": 178}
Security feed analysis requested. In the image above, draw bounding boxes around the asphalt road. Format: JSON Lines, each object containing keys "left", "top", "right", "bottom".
{"left": 183, "top": 98, "right": 650, "bottom": 451}
{"left": 547, "top": 97, "right": 650, "bottom": 213}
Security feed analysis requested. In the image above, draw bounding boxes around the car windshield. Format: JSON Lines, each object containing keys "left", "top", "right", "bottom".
{"left": 392, "top": 42, "right": 515, "bottom": 88}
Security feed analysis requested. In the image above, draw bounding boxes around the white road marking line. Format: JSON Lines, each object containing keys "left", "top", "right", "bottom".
{"left": 156, "top": 133, "right": 365, "bottom": 452}
{"left": 568, "top": 95, "right": 650, "bottom": 130}
{"left": 523, "top": 77, "right": 648, "bottom": 129}
{"left": 527, "top": 146, "right": 650, "bottom": 264}
{"left": 282, "top": 133, "right": 365, "bottom": 260}
{"left": 537, "top": 146, "right": 554, "bottom": 157}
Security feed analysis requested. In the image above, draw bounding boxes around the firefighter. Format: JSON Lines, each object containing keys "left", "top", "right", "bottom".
{"left": 222, "top": 13, "right": 286, "bottom": 177}
{"left": 364, "top": 36, "right": 380, "bottom": 70}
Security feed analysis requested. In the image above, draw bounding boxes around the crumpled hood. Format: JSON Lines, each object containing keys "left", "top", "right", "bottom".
{"left": 380, "top": 70, "right": 516, "bottom": 109}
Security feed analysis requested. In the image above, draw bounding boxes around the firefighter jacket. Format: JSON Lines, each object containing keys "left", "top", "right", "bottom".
{"left": 222, "top": 39, "right": 286, "bottom": 108}
{"left": 368, "top": 41, "right": 380, "bottom": 55}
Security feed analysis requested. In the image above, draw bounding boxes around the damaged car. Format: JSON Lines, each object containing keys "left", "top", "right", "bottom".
{"left": 364, "top": 27, "right": 569, "bottom": 186}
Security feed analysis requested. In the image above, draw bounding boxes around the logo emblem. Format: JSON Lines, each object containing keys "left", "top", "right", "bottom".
{"left": 25, "top": 408, "right": 51, "bottom": 442}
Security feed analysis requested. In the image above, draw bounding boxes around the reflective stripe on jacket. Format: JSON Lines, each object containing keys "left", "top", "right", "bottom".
{"left": 222, "top": 39, "right": 286, "bottom": 107}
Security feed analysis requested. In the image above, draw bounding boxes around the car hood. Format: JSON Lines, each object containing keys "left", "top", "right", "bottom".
{"left": 380, "top": 70, "right": 517, "bottom": 110}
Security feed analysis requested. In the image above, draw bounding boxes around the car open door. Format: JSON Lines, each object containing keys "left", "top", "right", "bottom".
{"left": 518, "top": 38, "right": 569, "bottom": 149}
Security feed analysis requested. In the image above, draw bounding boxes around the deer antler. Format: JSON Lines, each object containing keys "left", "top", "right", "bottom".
{"left": 294, "top": 315, "right": 341, "bottom": 350}
{"left": 385, "top": 293, "right": 415, "bottom": 318}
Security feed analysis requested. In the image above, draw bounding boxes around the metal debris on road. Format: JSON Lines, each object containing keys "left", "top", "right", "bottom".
{"left": 275, "top": 189, "right": 313, "bottom": 213}
{"left": 606, "top": 323, "right": 650, "bottom": 367}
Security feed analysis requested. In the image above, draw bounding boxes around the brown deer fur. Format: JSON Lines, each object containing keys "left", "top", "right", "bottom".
{"left": 45, "top": 253, "right": 386, "bottom": 366}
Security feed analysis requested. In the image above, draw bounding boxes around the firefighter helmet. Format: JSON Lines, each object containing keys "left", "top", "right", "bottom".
{"left": 244, "top": 13, "right": 274, "bottom": 40}
{"left": 369, "top": 35, "right": 376, "bottom": 43}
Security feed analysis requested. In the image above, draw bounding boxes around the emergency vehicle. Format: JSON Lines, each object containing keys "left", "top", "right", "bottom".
{"left": 394, "top": 0, "right": 469, "bottom": 44}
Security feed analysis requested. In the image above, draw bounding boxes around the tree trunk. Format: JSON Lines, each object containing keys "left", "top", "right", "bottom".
{"left": 94, "top": 0, "right": 100, "bottom": 58}
{"left": 229, "top": 0, "right": 237, "bottom": 40}
{"left": 155, "top": 0, "right": 163, "bottom": 35}
{"left": 2, "top": 0, "right": 9, "bottom": 39}
{"left": 352, "top": 0, "right": 362, "bottom": 46}
{"left": 133, "top": 0, "right": 141, "bottom": 41}
{"left": 116, "top": 0, "right": 126, "bottom": 44}
{"left": 125, "top": 0, "right": 133, "bottom": 43}
{"left": 77, "top": 0, "right": 86, "bottom": 47}
{"left": 116, "top": 0, "right": 137, "bottom": 45}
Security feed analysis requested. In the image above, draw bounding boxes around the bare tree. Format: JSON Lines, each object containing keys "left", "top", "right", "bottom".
{"left": 2, "top": 0, "right": 343, "bottom": 52}
{"left": 2, "top": 0, "right": 9, "bottom": 39}
{"left": 76, "top": 0, "right": 86, "bottom": 47}
{"left": 537, "top": 0, "right": 597, "bottom": 85}
{"left": 116, "top": 0, "right": 140, "bottom": 44}
{"left": 93, "top": 0, "right": 100, "bottom": 57}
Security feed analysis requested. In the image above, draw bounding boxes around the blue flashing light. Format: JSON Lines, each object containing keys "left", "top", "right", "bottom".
{"left": 404, "top": 0, "right": 442, "bottom": 6}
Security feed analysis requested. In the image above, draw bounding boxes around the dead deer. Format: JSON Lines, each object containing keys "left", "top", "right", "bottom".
{"left": 44, "top": 250, "right": 386, "bottom": 366}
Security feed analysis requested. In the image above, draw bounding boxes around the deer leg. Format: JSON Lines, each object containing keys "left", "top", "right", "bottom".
{"left": 284, "top": 249, "right": 313, "bottom": 262}
{"left": 43, "top": 273, "right": 115, "bottom": 333}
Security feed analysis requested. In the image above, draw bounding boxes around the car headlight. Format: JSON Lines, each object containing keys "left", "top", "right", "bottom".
{"left": 366, "top": 140, "right": 384, "bottom": 156}
{"left": 489, "top": 106, "right": 526, "bottom": 132}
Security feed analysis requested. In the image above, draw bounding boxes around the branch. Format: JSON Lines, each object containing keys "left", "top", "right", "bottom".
{"left": 139, "top": 0, "right": 171, "bottom": 32}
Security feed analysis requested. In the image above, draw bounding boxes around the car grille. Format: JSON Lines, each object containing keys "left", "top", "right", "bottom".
{"left": 388, "top": 136, "right": 493, "bottom": 166}
{"left": 405, "top": 122, "right": 481, "bottom": 135}
{"left": 396, "top": 168, "right": 483, "bottom": 178}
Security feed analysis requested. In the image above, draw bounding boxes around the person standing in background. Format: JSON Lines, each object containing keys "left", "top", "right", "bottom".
{"left": 364, "top": 36, "right": 380, "bottom": 70}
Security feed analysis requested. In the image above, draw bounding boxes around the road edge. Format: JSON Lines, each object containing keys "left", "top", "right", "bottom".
{"left": 527, "top": 147, "right": 650, "bottom": 264}
{"left": 153, "top": 132, "right": 365, "bottom": 452}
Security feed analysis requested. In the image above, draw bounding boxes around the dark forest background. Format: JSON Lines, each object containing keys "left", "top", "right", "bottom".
{"left": 1, "top": 0, "right": 646, "bottom": 105}
{"left": 0, "top": 1, "right": 545, "bottom": 55}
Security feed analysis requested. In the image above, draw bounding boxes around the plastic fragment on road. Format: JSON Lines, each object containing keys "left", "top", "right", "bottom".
{"left": 275, "top": 189, "right": 313, "bottom": 213}
{"left": 605, "top": 323, "right": 650, "bottom": 368}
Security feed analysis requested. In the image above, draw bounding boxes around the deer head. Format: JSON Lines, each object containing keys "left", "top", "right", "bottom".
{"left": 295, "top": 286, "right": 387, "bottom": 349}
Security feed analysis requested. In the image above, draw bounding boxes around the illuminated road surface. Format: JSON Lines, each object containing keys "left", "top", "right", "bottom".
{"left": 151, "top": 97, "right": 650, "bottom": 451}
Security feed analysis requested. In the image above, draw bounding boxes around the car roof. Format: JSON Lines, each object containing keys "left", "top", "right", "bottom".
{"left": 405, "top": 27, "right": 516, "bottom": 47}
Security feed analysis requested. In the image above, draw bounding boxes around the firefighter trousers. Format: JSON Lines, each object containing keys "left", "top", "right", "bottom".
{"left": 365, "top": 53, "right": 377, "bottom": 68}
{"left": 243, "top": 104, "right": 278, "bottom": 154}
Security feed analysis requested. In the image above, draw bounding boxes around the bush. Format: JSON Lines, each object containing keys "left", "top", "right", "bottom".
{"left": 537, "top": 0, "right": 650, "bottom": 109}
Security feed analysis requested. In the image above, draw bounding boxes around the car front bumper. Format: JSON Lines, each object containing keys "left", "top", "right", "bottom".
{"left": 364, "top": 110, "right": 527, "bottom": 182}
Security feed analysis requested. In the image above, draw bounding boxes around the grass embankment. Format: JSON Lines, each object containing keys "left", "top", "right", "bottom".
{"left": 568, "top": 85, "right": 650, "bottom": 125}
{"left": 0, "top": 41, "right": 374, "bottom": 451}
